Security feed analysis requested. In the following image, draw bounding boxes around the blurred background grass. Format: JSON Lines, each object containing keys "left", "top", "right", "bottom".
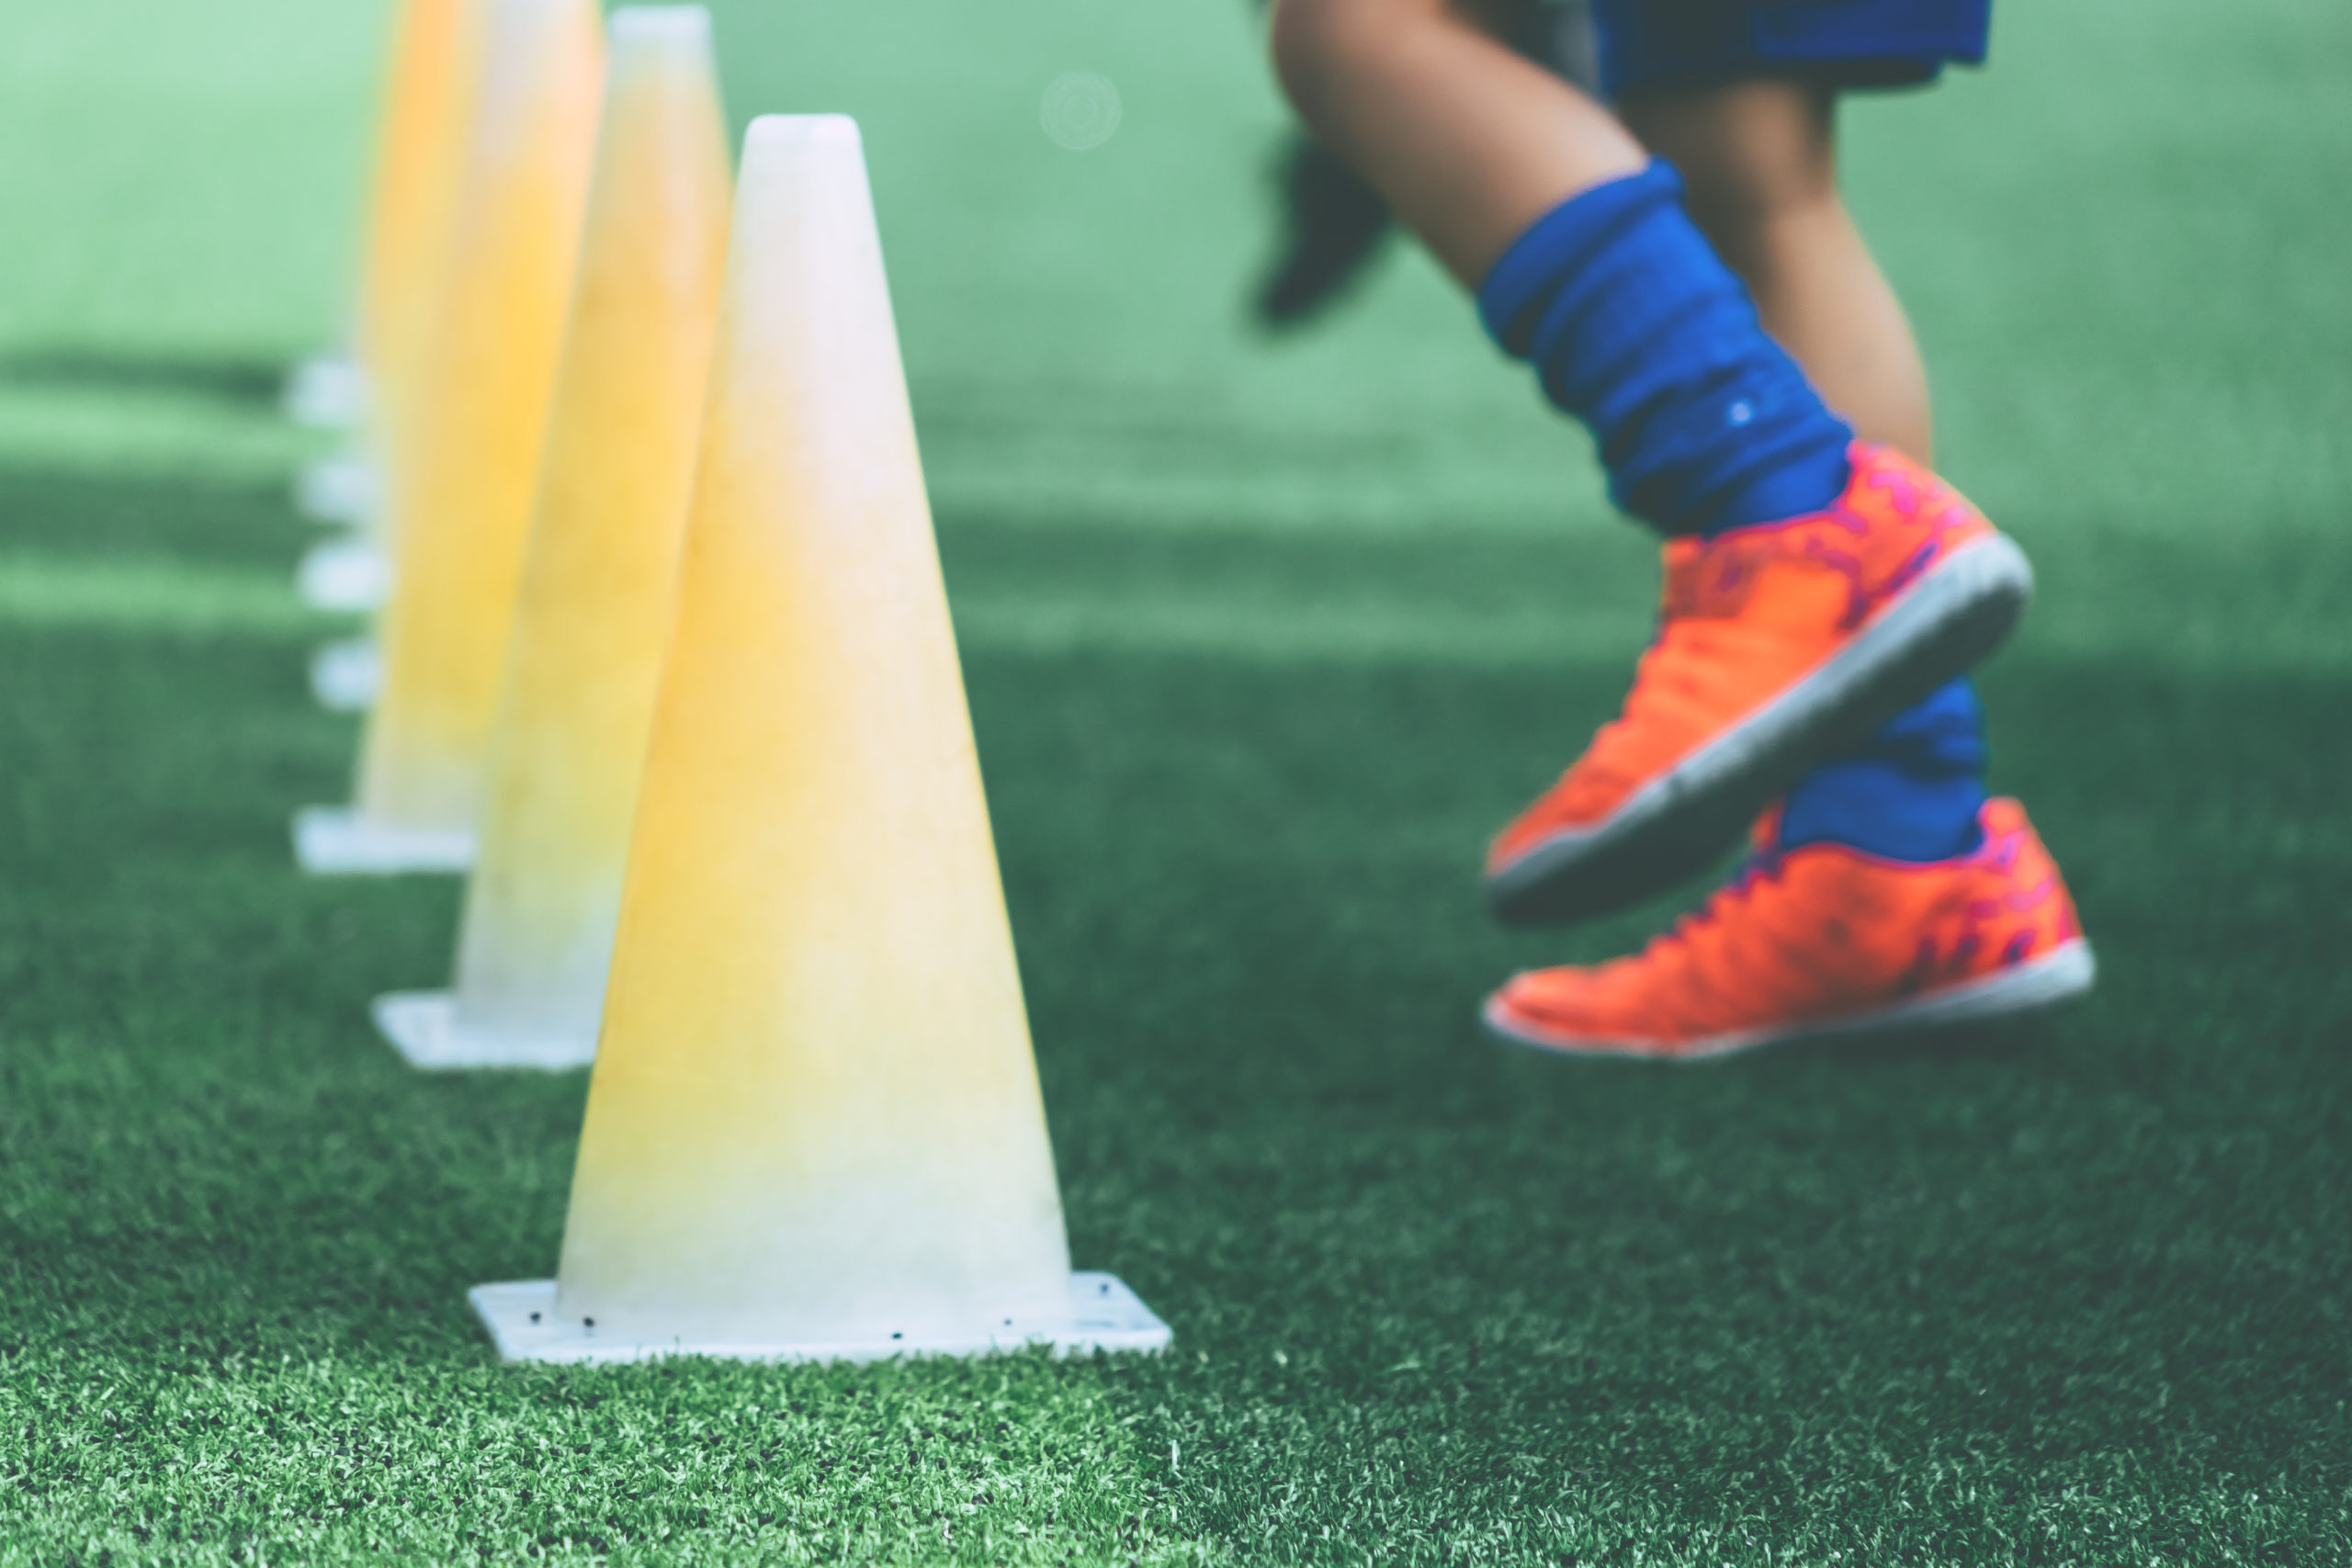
{"left": 1, "top": 0, "right": 2348, "bottom": 1562}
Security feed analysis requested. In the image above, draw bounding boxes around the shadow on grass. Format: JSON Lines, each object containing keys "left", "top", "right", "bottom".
{"left": 0, "top": 344, "right": 288, "bottom": 409}
{"left": 0, "top": 460, "right": 297, "bottom": 567}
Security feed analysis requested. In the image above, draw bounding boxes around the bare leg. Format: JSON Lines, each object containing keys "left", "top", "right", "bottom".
{"left": 1270, "top": 0, "right": 1933, "bottom": 458}
{"left": 1621, "top": 81, "right": 1934, "bottom": 463}
{"left": 1269, "top": 0, "right": 1645, "bottom": 287}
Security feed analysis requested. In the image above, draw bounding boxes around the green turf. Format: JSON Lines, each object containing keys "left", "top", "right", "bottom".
{"left": 4, "top": 0, "right": 2350, "bottom": 1562}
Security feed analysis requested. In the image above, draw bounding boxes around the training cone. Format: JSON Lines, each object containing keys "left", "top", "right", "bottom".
{"left": 355, "top": 0, "right": 490, "bottom": 441}
{"left": 376, "top": 6, "right": 733, "bottom": 1071}
{"left": 295, "top": 536, "right": 391, "bottom": 612}
{"left": 310, "top": 637, "right": 382, "bottom": 713}
{"left": 295, "top": 0, "right": 605, "bottom": 875}
{"left": 287, "top": 0, "right": 486, "bottom": 468}
{"left": 469, "top": 117, "right": 1170, "bottom": 1363}
{"left": 284, "top": 354, "right": 366, "bottom": 431}
{"left": 293, "top": 455, "right": 386, "bottom": 529}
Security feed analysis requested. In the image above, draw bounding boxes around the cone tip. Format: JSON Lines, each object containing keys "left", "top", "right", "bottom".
{"left": 608, "top": 6, "right": 713, "bottom": 47}
{"left": 745, "top": 114, "right": 863, "bottom": 152}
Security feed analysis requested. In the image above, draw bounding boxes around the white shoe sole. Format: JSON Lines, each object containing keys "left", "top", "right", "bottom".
{"left": 1484, "top": 938, "right": 2097, "bottom": 1063}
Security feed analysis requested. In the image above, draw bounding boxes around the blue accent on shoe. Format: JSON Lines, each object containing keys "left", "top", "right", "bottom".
{"left": 1476, "top": 161, "right": 1854, "bottom": 536}
{"left": 1780, "top": 678, "right": 1988, "bottom": 863}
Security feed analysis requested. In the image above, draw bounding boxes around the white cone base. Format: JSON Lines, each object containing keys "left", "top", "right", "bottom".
{"left": 285, "top": 355, "right": 368, "bottom": 429}
{"left": 295, "top": 457, "right": 384, "bottom": 527}
{"left": 293, "top": 807, "right": 477, "bottom": 874}
{"left": 297, "top": 538, "right": 392, "bottom": 611}
{"left": 310, "top": 637, "right": 381, "bottom": 711}
{"left": 373, "top": 990, "right": 596, "bottom": 1071}
{"left": 468, "top": 1272, "right": 1173, "bottom": 1365}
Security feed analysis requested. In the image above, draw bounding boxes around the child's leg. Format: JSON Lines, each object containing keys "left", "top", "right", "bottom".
{"left": 1268, "top": 0, "right": 1646, "bottom": 285}
{"left": 1622, "top": 80, "right": 1933, "bottom": 462}
{"left": 1274, "top": 2, "right": 1931, "bottom": 455}
{"left": 1272, "top": 0, "right": 2033, "bottom": 924}
{"left": 1453, "top": 26, "right": 2090, "bottom": 1058}
{"left": 1620, "top": 76, "right": 1978, "bottom": 864}
{"left": 1271, "top": 0, "right": 2088, "bottom": 1052}
{"left": 1276, "top": 0, "right": 1857, "bottom": 540}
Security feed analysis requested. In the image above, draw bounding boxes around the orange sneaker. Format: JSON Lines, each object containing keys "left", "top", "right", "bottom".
{"left": 1483, "top": 797, "right": 2093, "bottom": 1062}
{"left": 1486, "top": 443, "right": 2033, "bottom": 926}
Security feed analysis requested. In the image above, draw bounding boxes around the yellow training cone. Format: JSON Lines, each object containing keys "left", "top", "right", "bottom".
{"left": 468, "top": 117, "right": 1170, "bottom": 1362}
{"left": 295, "top": 0, "right": 605, "bottom": 875}
{"left": 293, "top": 0, "right": 488, "bottom": 700}
{"left": 295, "top": 536, "right": 391, "bottom": 613}
{"left": 288, "top": 0, "right": 485, "bottom": 456}
{"left": 356, "top": 0, "right": 489, "bottom": 444}
{"left": 375, "top": 6, "right": 733, "bottom": 1070}
{"left": 284, "top": 355, "right": 368, "bottom": 432}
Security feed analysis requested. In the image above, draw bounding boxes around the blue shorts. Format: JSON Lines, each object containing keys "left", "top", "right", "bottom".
{"left": 1591, "top": 0, "right": 1991, "bottom": 97}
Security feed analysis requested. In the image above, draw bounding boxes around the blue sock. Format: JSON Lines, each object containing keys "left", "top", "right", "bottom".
{"left": 1476, "top": 160, "right": 1852, "bottom": 536}
{"left": 1476, "top": 163, "right": 1986, "bottom": 862}
{"left": 1778, "top": 679, "right": 1989, "bottom": 862}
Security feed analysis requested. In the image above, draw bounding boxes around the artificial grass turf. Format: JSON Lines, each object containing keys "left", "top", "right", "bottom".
{"left": 3, "top": 0, "right": 2351, "bottom": 1562}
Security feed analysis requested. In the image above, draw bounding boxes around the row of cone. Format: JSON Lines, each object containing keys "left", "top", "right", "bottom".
{"left": 288, "top": 1, "right": 1169, "bottom": 1363}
